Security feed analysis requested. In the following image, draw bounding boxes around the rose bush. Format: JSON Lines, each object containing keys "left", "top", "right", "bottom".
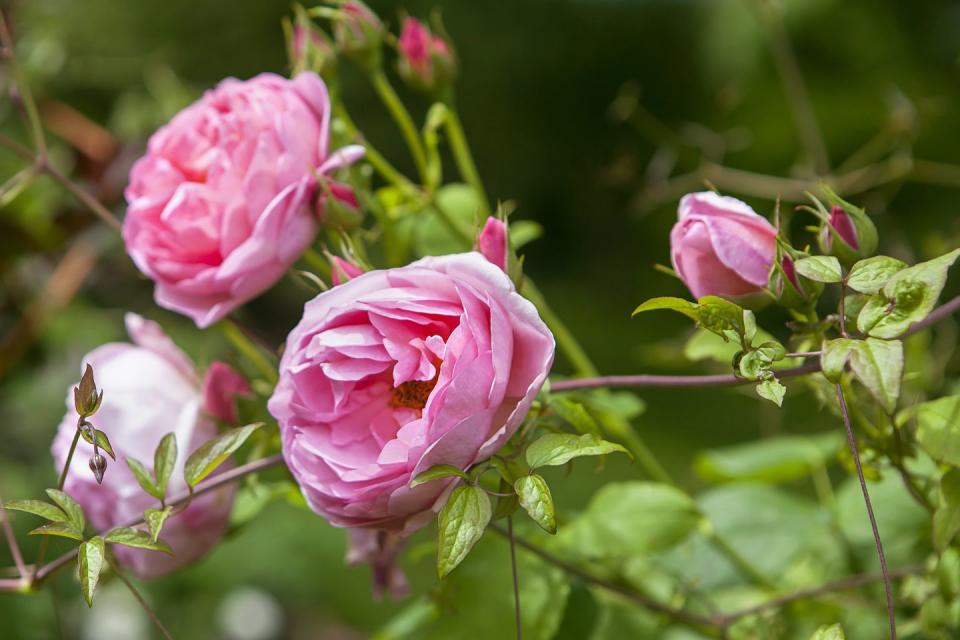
{"left": 268, "top": 252, "right": 554, "bottom": 533}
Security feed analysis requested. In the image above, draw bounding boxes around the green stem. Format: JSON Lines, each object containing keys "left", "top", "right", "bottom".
{"left": 34, "top": 424, "right": 83, "bottom": 580}
{"left": 441, "top": 102, "right": 491, "bottom": 217}
{"left": 333, "top": 99, "right": 417, "bottom": 194}
{"left": 302, "top": 247, "right": 332, "bottom": 280}
{"left": 106, "top": 554, "right": 174, "bottom": 640}
{"left": 221, "top": 319, "right": 278, "bottom": 384}
{"left": 369, "top": 71, "right": 429, "bottom": 184}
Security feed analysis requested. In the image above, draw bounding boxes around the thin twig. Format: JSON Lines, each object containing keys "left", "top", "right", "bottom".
{"left": 835, "top": 383, "right": 896, "bottom": 639}
{"left": 0, "top": 488, "right": 27, "bottom": 578}
{"left": 506, "top": 517, "right": 523, "bottom": 640}
{"left": 106, "top": 554, "right": 174, "bottom": 640}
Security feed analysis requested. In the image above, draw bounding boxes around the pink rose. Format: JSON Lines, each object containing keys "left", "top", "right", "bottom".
{"left": 268, "top": 253, "right": 554, "bottom": 533}
{"left": 123, "top": 72, "right": 363, "bottom": 328}
{"left": 476, "top": 217, "right": 508, "bottom": 272}
{"left": 670, "top": 192, "right": 777, "bottom": 299}
{"left": 51, "top": 314, "right": 248, "bottom": 578}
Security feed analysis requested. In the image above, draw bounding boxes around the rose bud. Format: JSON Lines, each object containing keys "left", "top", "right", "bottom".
{"left": 318, "top": 181, "right": 363, "bottom": 230}
{"left": 476, "top": 217, "right": 508, "bottom": 272}
{"left": 396, "top": 17, "right": 457, "bottom": 95}
{"left": 817, "top": 193, "right": 878, "bottom": 265}
{"left": 670, "top": 192, "right": 777, "bottom": 300}
{"left": 329, "top": 255, "right": 365, "bottom": 285}
{"left": 769, "top": 246, "right": 823, "bottom": 311}
{"left": 123, "top": 72, "right": 363, "bottom": 328}
{"left": 333, "top": 1, "right": 383, "bottom": 69}
{"left": 285, "top": 4, "right": 337, "bottom": 79}
{"left": 52, "top": 314, "right": 250, "bottom": 578}
{"left": 268, "top": 253, "right": 555, "bottom": 534}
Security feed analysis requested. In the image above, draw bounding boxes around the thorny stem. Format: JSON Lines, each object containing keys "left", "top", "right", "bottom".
{"left": 507, "top": 517, "right": 523, "bottom": 640}
{"left": 835, "top": 383, "right": 896, "bottom": 639}
{"left": 106, "top": 554, "right": 174, "bottom": 640}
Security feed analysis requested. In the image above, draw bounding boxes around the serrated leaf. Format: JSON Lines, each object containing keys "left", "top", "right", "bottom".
{"left": 125, "top": 456, "right": 162, "bottom": 501}
{"left": 28, "top": 521, "right": 83, "bottom": 541}
{"left": 153, "top": 433, "right": 177, "bottom": 498}
{"left": 794, "top": 256, "right": 843, "bottom": 283}
{"left": 184, "top": 423, "right": 261, "bottom": 487}
{"left": 550, "top": 397, "right": 601, "bottom": 436}
{"left": 45, "top": 489, "right": 84, "bottom": 532}
{"left": 934, "top": 469, "right": 960, "bottom": 552}
{"left": 858, "top": 248, "right": 960, "bottom": 338}
{"left": 437, "top": 485, "right": 491, "bottom": 578}
{"left": 410, "top": 464, "right": 468, "bottom": 488}
{"left": 756, "top": 378, "right": 786, "bottom": 407}
{"left": 105, "top": 527, "right": 173, "bottom": 554}
{"left": 144, "top": 507, "right": 173, "bottom": 543}
{"left": 3, "top": 499, "right": 68, "bottom": 523}
{"left": 809, "top": 623, "right": 845, "bottom": 640}
{"left": 916, "top": 395, "right": 960, "bottom": 467}
{"left": 78, "top": 536, "right": 105, "bottom": 607}
{"left": 525, "top": 433, "right": 630, "bottom": 470}
{"left": 514, "top": 475, "right": 556, "bottom": 534}
{"left": 847, "top": 256, "right": 907, "bottom": 294}
{"left": 80, "top": 428, "right": 116, "bottom": 461}
{"left": 632, "top": 296, "right": 699, "bottom": 320}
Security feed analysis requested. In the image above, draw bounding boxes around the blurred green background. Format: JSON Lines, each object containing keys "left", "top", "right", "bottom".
{"left": 2, "top": 0, "right": 960, "bottom": 638}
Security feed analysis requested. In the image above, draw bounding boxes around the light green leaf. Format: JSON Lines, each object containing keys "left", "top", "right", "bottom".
{"left": 184, "top": 423, "right": 261, "bottom": 487}
{"left": 632, "top": 296, "right": 699, "bottom": 321}
{"left": 756, "top": 377, "right": 786, "bottom": 407}
{"left": 104, "top": 527, "right": 173, "bottom": 554}
{"left": 78, "top": 536, "right": 105, "bottom": 607}
{"left": 697, "top": 296, "right": 747, "bottom": 340}
{"left": 809, "top": 623, "right": 845, "bottom": 640}
{"left": 28, "top": 521, "right": 83, "bottom": 541}
{"left": 80, "top": 428, "right": 116, "bottom": 461}
{"left": 916, "top": 395, "right": 960, "bottom": 466}
{"left": 153, "top": 433, "right": 178, "bottom": 498}
{"left": 3, "top": 499, "right": 68, "bottom": 523}
{"left": 858, "top": 248, "right": 960, "bottom": 338}
{"left": 437, "top": 485, "right": 491, "bottom": 578}
{"left": 515, "top": 475, "right": 557, "bottom": 534}
{"left": 550, "top": 397, "right": 601, "bottom": 436}
{"left": 695, "top": 432, "right": 844, "bottom": 484}
{"left": 525, "top": 433, "right": 630, "bottom": 470}
{"left": 144, "top": 507, "right": 173, "bottom": 543}
{"left": 934, "top": 469, "right": 960, "bottom": 552}
{"left": 847, "top": 256, "right": 907, "bottom": 294}
{"left": 45, "top": 489, "right": 84, "bottom": 532}
{"left": 848, "top": 338, "right": 903, "bottom": 414}
{"left": 410, "top": 464, "right": 468, "bottom": 488}
{"left": 125, "top": 456, "right": 161, "bottom": 501}
{"left": 794, "top": 256, "right": 843, "bottom": 283}
{"left": 821, "top": 338, "right": 857, "bottom": 383}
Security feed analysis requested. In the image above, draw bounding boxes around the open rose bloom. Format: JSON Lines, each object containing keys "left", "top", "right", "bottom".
{"left": 268, "top": 253, "right": 554, "bottom": 533}
{"left": 123, "top": 72, "right": 363, "bottom": 328}
{"left": 51, "top": 314, "right": 247, "bottom": 578}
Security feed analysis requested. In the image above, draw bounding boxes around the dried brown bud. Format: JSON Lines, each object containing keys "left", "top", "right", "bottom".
{"left": 89, "top": 453, "right": 107, "bottom": 484}
{"left": 74, "top": 364, "right": 103, "bottom": 417}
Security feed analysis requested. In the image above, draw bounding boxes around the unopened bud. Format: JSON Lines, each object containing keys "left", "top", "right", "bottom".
{"left": 816, "top": 190, "right": 878, "bottom": 265}
{"left": 333, "top": 1, "right": 383, "bottom": 69}
{"left": 89, "top": 454, "right": 107, "bottom": 485}
{"left": 286, "top": 4, "right": 338, "bottom": 80}
{"left": 73, "top": 364, "right": 103, "bottom": 417}
{"left": 770, "top": 247, "right": 823, "bottom": 312}
{"left": 396, "top": 17, "right": 457, "bottom": 96}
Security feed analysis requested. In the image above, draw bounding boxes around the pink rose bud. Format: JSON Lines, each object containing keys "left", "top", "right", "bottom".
{"left": 287, "top": 4, "right": 337, "bottom": 79}
{"left": 396, "top": 18, "right": 457, "bottom": 95}
{"left": 202, "top": 361, "right": 253, "bottom": 424}
{"left": 333, "top": 1, "right": 383, "bottom": 68}
{"left": 51, "top": 314, "right": 240, "bottom": 579}
{"left": 817, "top": 195, "right": 878, "bottom": 264}
{"left": 670, "top": 192, "right": 777, "bottom": 300}
{"left": 268, "top": 253, "right": 555, "bottom": 534}
{"left": 476, "top": 217, "right": 508, "bottom": 272}
{"left": 329, "top": 255, "right": 365, "bottom": 285}
{"left": 123, "top": 72, "right": 364, "bottom": 328}
{"left": 771, "top": 249, "right": 823, "bottom": 310}
{"left": 318, "top": 181, "right": 363, "bottom": 229}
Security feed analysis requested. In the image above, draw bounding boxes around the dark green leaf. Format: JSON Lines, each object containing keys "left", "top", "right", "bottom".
{"left": 437, "top": 484, "right": 491, "bottom": 578}
{"left": 125, "top": 456, "right": 162, "bottom": 501}
{"left": 794, "top": 256, "right": 843, "bottom": 283}
{"left": 525, "top": 433, "right": 630, "bottom": 470}
{"left": 492, "top": 478, "right": 519, "bottom": 521}
{"left": 515, "top": 475, "right": 557, "bottom": 534}
{"left": 45, "top": 489, "right": 84, "bottom": 532}
{"left": 847, "top": 256, "right": 907, "bottom": 294}
{"left": 410, "top": 464, "right": 468, "bottom": 488}
{"left": 153, "top": 433, "right": 178, "bottom": 498}
{"left": 80, "top": 428, "right": 115, "bottom": 461}
{"left": 78, "top": 536, "right": 105, "bottom": 607}
{"left": 105, "top": 527, "right": 173, "bottom": 554}
{"left": 3, "top": 499, "right": 68, "bottom": 523}
{"left": 184, "top": 423, "right": 261, "bottom": 487}
{"left": 144, "top": 507, "right": 173, "bottom": 543}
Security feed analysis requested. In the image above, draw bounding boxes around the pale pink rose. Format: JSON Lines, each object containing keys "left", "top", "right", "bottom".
{"left": 476, "top": 217, "right": 508, "bottom": 272}
{"left": 670, "top": 192, "right": 777, "bottom": 299}
{"left": 51, "top": 314, "right": 247, "bottom": 579}
{"left": 268, "top": 253, "right": 554, "bottom": 533}
{"left": 123, "top": 72, "right": 363, "bottom": 328}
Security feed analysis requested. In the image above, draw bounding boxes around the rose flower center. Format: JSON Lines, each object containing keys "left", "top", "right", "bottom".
{"left": 389, "top": 377, "right": 438, "bottom": 410}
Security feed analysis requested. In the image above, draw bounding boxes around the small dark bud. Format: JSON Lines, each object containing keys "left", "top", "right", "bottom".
{"left": 89, "top": 454, "right": 107, "bottom": 484}
{"left": 74, "top": 364, "right": 103, "bottom": 417}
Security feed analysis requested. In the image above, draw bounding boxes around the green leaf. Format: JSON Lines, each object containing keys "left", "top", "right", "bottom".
{"left": 695, "top": 432, "right": 844, "bottom": 484}
{"left": 437, "top": 484, "right": 491, "bottom": 578}
{"left": 28, "top": 521, "right": 83, "bottom": 541}
{"left": 697, "top": 296, "right": 747, "bottom": 341}
{"left": 125, "top": 456, "right": 162, "bottom": 501}
{"left": 78, "top": 536, "right": 105, "bottom": 607}
{"left": 809, "top": 623, "right": 846, "bottom": 640}
{"left": 756, "top": 377, "right": 786, "bottom": 407}
{"left": 410, "top": 464, "right": 468, "bottom": 488}
{"left": 847, "top": 256, "right": 907, "bottom": 294}
{"left": 857, "top": 248, "right": 960, "bottom": 338}
{"left": 492, "top": 478, "right": 519, "bottom": 521}
{"left": 153, "top": 433, "right": 178, "bottom": 498}
{"left": 80, "top": 428, "right": 116, "bottom": 461}
{"left": 3, "top": 499, "right": 68, "bottom": 523}
{"left": 934, "top": 469, "right": 960, "bottom": 552}
{"left": 550, "top": 397, "right": 601, "bottom": 436}
{"left": 45, "top": 489, "right": 84, "bottom": 532}
{"left": 632, "top": 296, "right": 699, "bottom": 321}
{"left": 525, "top": 433, "right": 630, "bottom": 470}
{"left": 821, "top": 338, "right": 856, "bottom": 383}
{"left": 794, "top": 256, "right": 843, "bottom": 283}
{"left": 848, "top": 338, "right": 903, "bottom": 414}
{"left": 105, "top": 527, "right": 173, "bottom": 554}
{"left": 916, "top": 395, "right": 960, "bottom": 466}
{"left": 144, "top": 507, "right": 173, "bottom": 543}
{"left": 514, "top": 475, "right": 557, "bottom": 534}
{"left": 184, "top": 423, "right": 261, "bottom": 487}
